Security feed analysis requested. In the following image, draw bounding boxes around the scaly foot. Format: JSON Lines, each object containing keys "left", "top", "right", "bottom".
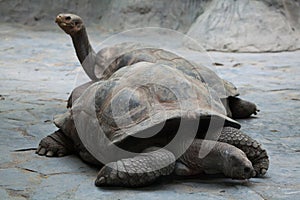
{"left": 36, "top": 129, "right": 74, "bottom": 157}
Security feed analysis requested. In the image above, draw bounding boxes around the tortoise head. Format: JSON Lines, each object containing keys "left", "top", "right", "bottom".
{"left": 55, "top": 13, "right": 84, "bottom": 35}
{"left": 225, "top": 150, "right": 255, "bottom": 180}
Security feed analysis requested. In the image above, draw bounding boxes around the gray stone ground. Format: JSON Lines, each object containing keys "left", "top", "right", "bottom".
{"left": 0, "top": 23, "right": 300, "bottom": 200}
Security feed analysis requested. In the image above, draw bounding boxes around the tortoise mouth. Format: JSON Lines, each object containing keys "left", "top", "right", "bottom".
{"left": 55, "top": 14, "right": 81, "bottom": 29}
{"left": 55, "top": 17, "right": 74, "bottom": 28}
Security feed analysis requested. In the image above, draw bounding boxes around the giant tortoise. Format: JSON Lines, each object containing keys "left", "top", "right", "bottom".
{"left": 55, "top": 13, "right": 258, "bottom": 120}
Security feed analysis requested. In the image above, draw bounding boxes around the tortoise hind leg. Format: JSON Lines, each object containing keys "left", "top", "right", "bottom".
{"left": 95, "top": 148, "right": 176, "bottom": 187}
{"left": 228, "top": 97, "right": 259, "bottom": 119}
{"left": 36, "top": 129, "right": 75, "bottom": 157}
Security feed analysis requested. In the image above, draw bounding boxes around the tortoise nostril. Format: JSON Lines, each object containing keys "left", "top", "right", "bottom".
{"left": 65, "top": 16, "right": 71, "bottom": 21}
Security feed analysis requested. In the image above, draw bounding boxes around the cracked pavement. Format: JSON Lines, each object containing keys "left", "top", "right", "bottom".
{"left": 0, "top": 23, "right": 300, "bottom": 199}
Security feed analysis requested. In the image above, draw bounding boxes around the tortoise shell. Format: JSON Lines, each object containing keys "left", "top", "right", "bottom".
{"left": 67, "top": 61, "right": 240, "bottom": 153}
{"left": 55, "top": 47, "right": 240, "bottom": 162}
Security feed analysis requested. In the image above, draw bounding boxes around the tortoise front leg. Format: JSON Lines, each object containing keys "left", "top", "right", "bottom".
{"left": 218, "top": 127, "right": 269, "bottom": 177}
{"left": 36, "top": 129, "right": 75, "bottom": 157}
{"left": 95, "top": 148, "right": 176, "bottom": 187}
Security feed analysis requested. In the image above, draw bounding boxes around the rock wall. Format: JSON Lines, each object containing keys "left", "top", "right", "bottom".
{"left": 98, "top": 0, "right": 206, "bottom": 32}
{"left": 0, "top": 0, "right": 299, "bottom": 52}
{"left": 186, "top": 0, "right": 300, "bottom": 52}
{"left": 0, "top": 0, "right": 205, "bottom": 32}
{"left": 0, "top": 0, "right": 110, "bottom": 26}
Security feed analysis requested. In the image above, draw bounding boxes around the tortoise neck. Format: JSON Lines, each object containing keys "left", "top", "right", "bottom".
{"left": 71, "top": 26, "right": 94, "bottom": 64}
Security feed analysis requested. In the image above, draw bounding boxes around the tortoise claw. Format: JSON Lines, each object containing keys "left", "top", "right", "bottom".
{"left": 46, "top": 151, "right": 54, "bottom": 157}
{"left": 37, "top": 147, "right": 46, "bottom": 155}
